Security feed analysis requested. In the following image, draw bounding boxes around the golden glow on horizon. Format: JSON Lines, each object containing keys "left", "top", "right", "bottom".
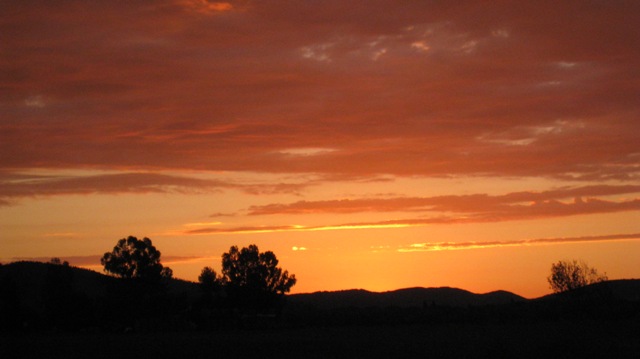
{"left": 178, "top": 222, "right": 412, "bottom": 235}
{"left": 180, "top": 0, "right": 233, "bottom": 14}
{"left": 306, "top": 223, "right": 412, "bottom": 232}
{"left": 184, "top": 222, "right": 223, "bottom": 227}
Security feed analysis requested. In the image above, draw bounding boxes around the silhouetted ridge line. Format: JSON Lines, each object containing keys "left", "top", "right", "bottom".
{"left": 3, "top": 261, "right": 640, "bottom": 333}
{"left": 534, "top": 278, "right": 640, "bottom": 302}
{"left": 288, "top": 286, "right": 526, "bottom": 309}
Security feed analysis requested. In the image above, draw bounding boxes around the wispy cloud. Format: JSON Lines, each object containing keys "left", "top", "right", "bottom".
{"left": 6, "top": 255, "right": 205, "bottom": 267}
{"left": 0, "top": 170, "right": 313, "bottom": 205}
{"left": 247, "top": 185, "right": 640, "bottom": 215}
{"left": 398, "top": 233, "right": 640, "bottom": 252}
{"left": 182, "top": 221, "right": 416, "bottom": 235}
{"left": 177, "top": 1, "right": 234, "bottom": 15}
{"left": 179, "top": 185, "right": 640, "bottom": 235}
{"left": 181, "top": 200, "right": 640, "bottom": 235}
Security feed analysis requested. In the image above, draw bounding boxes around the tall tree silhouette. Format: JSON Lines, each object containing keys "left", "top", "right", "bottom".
{"left": 100, "top": 236, "right": 175, "bottom": 330}
{"left": 221, "top": 244, "right": 296, "bottom": 313}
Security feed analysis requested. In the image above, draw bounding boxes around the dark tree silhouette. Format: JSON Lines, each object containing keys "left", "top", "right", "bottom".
{"left": 548, "top": 259, "right": 608, "bottom": 293}
{"left": 49, "top": 257, "right": 69, "bottom": 266}
{"left": 100, "top": 237, "right": 178, "bottom": 330}
{"left": 160, "top": 267, "right": 173, "bottom": 279}
{"left": 197, "top": 266, "right": 225, "bottom": 328}
{"left": 101, "top": 236, "right": 172, "bottom": 281}
{"left": 221, "top": 244, "right": 296, "bottom": 313}
{"left": 199, "top": 266, "right": 223, "bottom": 295}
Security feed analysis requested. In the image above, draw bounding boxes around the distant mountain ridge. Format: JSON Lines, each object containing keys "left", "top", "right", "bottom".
{"left": 288, "top": 287, "right": 526, "bottom": 309}
{"left": 3, "top": 261, "right": 640, "bottom": 334}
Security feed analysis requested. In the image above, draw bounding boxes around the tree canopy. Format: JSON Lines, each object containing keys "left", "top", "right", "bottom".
{"left": 220, "top": 244, "right": 296, "bottom": 311}
{"left": 547, "top": 259, "right": 608, "bottom": 293}
{"left": 199, "top": 267, "right": 223, "bottom": 293}
{"left": 101, "top": 236, "right": 172, "bottom": 281}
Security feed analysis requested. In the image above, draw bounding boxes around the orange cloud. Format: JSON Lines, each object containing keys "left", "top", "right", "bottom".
{"left": 1, "top": 1, "right": 638, "bottom": 181}
{"left": 398, "top": 233, "right": 640, "bottom": 252}
{"left": 246, "top": 185, "right": 640, "bottom": 216}
{"left": 0, "top": 170, "right": 312, "bottom": 205}
{"left": 178, "top": 185, "right": 640, "bottom": 235}
{"left": 178, "top": 1, "right": 233, "bottom": 14}
{"left": 184, "top": 198, "right": 640, "bottom": 236}
{"left": 183, "top": 222, "right": 413, "bottom": 235}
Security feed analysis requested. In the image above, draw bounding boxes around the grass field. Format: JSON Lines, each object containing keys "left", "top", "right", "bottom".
{"left": 3, "top": 318, "right": 639, "bottom": 358}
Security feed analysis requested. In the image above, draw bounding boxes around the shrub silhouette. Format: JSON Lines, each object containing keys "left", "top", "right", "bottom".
{"left": 220, "top": 244, "right": 296, "bottom": 314}
{"left": 199, "top": 267, "right": 223, "bottom": 298}
{"left": 548, "top": 259, "right": 608, "bottom": 293}
{"left": 49, "top": 257, "right": 69, "bottom": 266}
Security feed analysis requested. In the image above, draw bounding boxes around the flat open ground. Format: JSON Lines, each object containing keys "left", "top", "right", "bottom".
{"left": 3, "top": 318, "right": 639, "bottom": 358}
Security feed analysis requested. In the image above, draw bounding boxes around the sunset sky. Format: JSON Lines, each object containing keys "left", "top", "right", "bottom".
{"left": 2, "top": 0, "right": 639, "bottom": 298}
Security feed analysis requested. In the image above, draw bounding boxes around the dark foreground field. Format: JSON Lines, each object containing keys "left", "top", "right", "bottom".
{"left": 3, "top": 318, "right": 639, "bottom": 359}
{"left": 2, "top": 263, "right": 639, "bottom": 358}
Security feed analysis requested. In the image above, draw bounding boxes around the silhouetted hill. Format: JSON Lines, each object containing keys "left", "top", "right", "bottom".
{"left": 0, "top": 261, "right": 200, "bottom": 314}
{"left": 534, "top": 279, "right": 640, "bottom": 302}
{"left": 288, "top": 287, "right": 526, "bottom": 309}
{"left": 3, "top": 261, "right": 639, "bottom": 332}
{"left": 0, "top": 261, "right": 107, "bottom": 313}
{"left": 2, "top": 262, "right": 528, "bottom": 311}
{"left": 5, "top": 261, "right": 638, "bottom": 310}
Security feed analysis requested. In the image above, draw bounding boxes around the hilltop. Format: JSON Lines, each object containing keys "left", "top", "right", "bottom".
{"left": 0, "top": 261, "right": 200, "bottom": 308}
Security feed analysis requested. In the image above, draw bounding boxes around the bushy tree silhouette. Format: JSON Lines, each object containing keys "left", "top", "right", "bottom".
{"left": 199, "top": 267, "right": 223, "bottom": 295}
{"left": 196, "top": 266, "right": 226, "bottom": 327}
{"left": 100, "top": 237, "right": 178, "bottom": 330}
{"left": 548, "top": 259, "right": 608, "bottom": 293}
{"left": 221, "top": 244, "right": 296, "bottom": 313}
{"left": 101, "top": 236, "right": 172, "bottom": 281}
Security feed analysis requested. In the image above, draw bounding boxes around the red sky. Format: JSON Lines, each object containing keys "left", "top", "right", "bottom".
{"left": 2, "top": 0, "right": 639, "bottom": 297}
